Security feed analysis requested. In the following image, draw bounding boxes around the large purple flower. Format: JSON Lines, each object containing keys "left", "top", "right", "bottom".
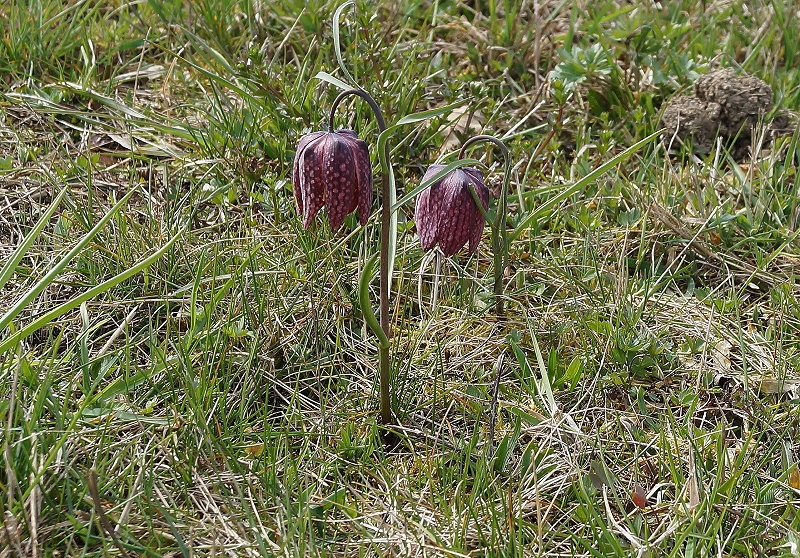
{"left": 414, "top": 164, "right": 490, "bottom": 256}
{"left": 292, "top": 129, "right": 373, "bottom": 231}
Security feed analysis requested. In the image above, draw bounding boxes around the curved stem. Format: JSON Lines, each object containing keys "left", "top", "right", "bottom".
{"left": 328, "top": 89, "right": 393, "bottom": 426}
{"left": 329, "top": 89, "right": 386, "bottom": 132}
{"left": 459, "top": 135, "right": 512, "bottom": 317}
{"left": 458, "top": 134, "right": 510, "bottom": 161}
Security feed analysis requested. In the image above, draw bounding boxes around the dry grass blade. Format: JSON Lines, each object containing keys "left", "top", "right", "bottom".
{"left": 649, "top": 202, "right": 779, "bottom": 286}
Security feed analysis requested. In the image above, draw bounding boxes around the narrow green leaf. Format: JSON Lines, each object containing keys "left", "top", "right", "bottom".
{"left": 373, "top": 129, "right": 398, "bottom": 298}
{"left": 0, "top": 231, "right": 183, "bottom": 355}
{"left": 0, "top": 186, "right": 67, "bottom": 292}
{"left": 510, "top": 130, "right": 661, "bottom": 242}
{"left": 374, "top": 99, "right": 470, "bottom": 289}
{"left": 332, "top": 0, "right": 357, "bottom": 89}
{"left": 529, "top": 330, "right": 557, "bottom": 414}
{"left": 507, "top": 406, "right": 543, "bottom": 426}
{"left": 387, "top": 164, "right": 398, "bottom": 298}
{"left": 391, "top": 157, "right": 484, "bottom": 211}
{"left": 0, "top": 188, "right": 138, "bottom": 334}
{"left": 394, "top": 100, "right": 468, "bottom": 126}
{"left": 314, "top": 71, "right": 353, "bottom": 92}
{"left": 358, "top": 252, "right": 389, "bottom": 348}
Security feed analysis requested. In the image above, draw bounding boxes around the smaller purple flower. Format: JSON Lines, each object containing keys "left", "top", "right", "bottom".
{"left": 414, "top": 164, "right": 490, "bottom": 256}
{"left": 292, "top": 129, "right": 373, "bottom": 231}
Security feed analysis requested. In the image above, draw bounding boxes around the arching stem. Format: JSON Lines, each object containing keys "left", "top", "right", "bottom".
{"left": 459, "top": 135, "right": 512, "bottom": 317}
{"left": 328, "top": 89, "right": 393, "bottom": 425}
{"left": 329, "top": 89, "right": 386, "bottom": 132}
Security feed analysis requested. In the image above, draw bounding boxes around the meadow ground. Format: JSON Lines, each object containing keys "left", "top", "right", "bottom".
{"left": 2, "top": 1, "right": 800, "bottom": 556}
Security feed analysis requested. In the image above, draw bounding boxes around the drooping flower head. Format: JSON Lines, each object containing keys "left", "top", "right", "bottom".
{"left": 414, "top": 164, "right": 490, "bottom": 256}
{"left": 292, "top": 129, "right": 373, "bottom": 231}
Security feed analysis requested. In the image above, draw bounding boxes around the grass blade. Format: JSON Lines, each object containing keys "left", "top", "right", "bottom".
{"left": 510, "top": 130, "right": 661, "bottom": 242}
{"left": 0, "top": 186, "right": 67, "bottom": 292}
{"left": 0, "top": 231, "right": 183, "bottom": 355}
{"left": 0, "top": 188, "right": 138, "bottom": 334}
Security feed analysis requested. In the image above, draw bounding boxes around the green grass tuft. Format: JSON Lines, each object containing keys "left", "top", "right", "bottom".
{"left": 2, "top": 0, "right": 800, "bottom": 555}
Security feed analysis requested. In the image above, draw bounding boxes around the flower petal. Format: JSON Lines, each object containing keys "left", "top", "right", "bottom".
{"left": 465, "top": 170, "right": 489, "bottom": 253}
{"left": 415, "top": 165, "right": 447, "bottom": 252}
{"left": 339, "top": 131, "right": 373, "bottom": 226}
{"left": 323, "top": 133, "right": 359, "bottom": 231}
{"left": 436, "top": 170, "right": 475, "bottom": 256}
{"left": 292, "top": 131, "right": 326, "bottom": 224}
{"left": 415, "top": 187, "right": 436, "bottom": 251}
{"left": 298, "top": 134, "right": 328, "bottom": 229}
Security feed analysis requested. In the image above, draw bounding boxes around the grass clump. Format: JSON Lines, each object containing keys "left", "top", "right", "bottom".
{"left": 2, "top": 0, "right": 800, "bottom": 556}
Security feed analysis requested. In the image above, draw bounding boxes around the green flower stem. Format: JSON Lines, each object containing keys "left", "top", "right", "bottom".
{"left": 358, "top": 253, "right": 389, "bottom": 349}
{"left": 329, "top": 89, "right": 393, "bottom": 425}
{"left": 459, "top": 135, "right": 512, "bottom": 317}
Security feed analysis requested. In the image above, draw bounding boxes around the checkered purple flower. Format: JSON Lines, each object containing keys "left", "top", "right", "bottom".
{"left": 414, "top": 164, "right": 490, "bottom": 256}
{"left": 292, "top": 129, "right": 373, "bottom": 231}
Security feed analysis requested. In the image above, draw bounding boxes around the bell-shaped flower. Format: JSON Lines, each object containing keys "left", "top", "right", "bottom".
{"left": 292, "top": 129, "right": 373, "bottom": 231}
{"left": 414, "top": 164, "right": 490, "bottom": 256}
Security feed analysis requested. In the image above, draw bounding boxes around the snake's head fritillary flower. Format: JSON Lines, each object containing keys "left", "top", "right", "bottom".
{"left": 414, "top": 164, "right": 490, "bottom": 257}
{"left": 292, "top": 129, "right": 373, "bottom": 231}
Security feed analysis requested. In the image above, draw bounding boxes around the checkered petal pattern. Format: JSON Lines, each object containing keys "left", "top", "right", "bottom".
{"left": 292, "top": 129, "right": 373, "bottom": 231}
{"left": 414, "top": 165, "right": 489, "bottom": 257}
